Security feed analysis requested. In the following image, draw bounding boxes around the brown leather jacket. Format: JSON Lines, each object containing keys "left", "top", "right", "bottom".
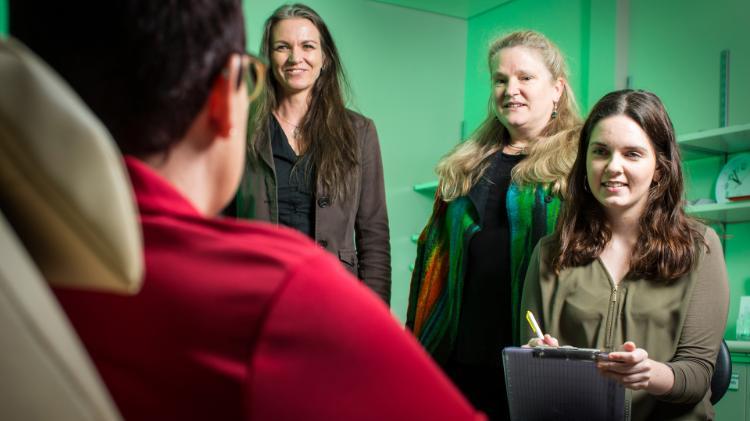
{"left": 234, "top": 110, "right": 391, "bottom": 304}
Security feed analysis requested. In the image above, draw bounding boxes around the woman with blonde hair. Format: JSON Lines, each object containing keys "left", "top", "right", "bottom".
{"left": 407, "top": 30, "right": 581, "bottom": 420}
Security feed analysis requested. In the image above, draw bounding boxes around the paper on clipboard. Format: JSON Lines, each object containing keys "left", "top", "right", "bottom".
{"left": 502, "top": 347, "right": 628, "bottom": 421}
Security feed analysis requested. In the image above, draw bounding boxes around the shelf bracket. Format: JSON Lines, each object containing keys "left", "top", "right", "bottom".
{"left": 717, "top": 49, "right": 731, "bottom": 248}
{"left": 719, "top": 49, "right": 730, "bottom": 128}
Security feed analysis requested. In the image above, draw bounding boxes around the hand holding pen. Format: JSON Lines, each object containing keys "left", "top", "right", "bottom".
{"left": 525, "top": 310, "right": 559, "bottom": 347}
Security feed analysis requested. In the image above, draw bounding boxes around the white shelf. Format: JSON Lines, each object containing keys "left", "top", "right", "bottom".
{"left": 678, "top": 123, "right": 750, "bottom": 160}
{"left": 727, "top": 340, "right": 750, "bottom": 353}
{"left": 413, "top": 180, "right": 438, "bottom": 196}
{"left": 685, "top": 200, "right": 750, "bottom": 224}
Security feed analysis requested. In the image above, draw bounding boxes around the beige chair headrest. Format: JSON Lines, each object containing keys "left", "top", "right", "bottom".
{"left": 0, "top": 38, "right": 143, "bottom": 293}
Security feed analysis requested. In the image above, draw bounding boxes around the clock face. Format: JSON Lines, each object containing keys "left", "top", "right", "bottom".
{"left": 716, "top": 153, "right": 750, "bottom": 203}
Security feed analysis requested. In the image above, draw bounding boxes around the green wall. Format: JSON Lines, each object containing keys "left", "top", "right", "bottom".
{"left": 245, "top": 0, "right": 467, "bottom": 321}
{"left": 628, "top": 0, "right": 749, "bottom": 134}
{"left": 627, "top": 0, "right": 750, "bottom": 340}
{"left": 0, "top": 0, "right": 7, "bottom": 37}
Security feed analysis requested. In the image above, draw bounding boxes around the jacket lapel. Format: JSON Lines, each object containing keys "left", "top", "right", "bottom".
{"left": 255, "top": 124, "right": 275, "bottom": 171}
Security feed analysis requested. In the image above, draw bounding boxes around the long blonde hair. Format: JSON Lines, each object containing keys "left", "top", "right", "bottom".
{"left": 438, "top": 30, "right": 581, "bottom": 201}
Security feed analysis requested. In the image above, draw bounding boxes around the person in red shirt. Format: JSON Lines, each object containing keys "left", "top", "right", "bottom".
{"left": 10, "top": 1, "right": 484, "bottom": 420}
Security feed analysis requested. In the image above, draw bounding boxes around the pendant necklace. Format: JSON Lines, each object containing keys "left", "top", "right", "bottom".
{"left": 505, "top": 142, "right": 527, "bottom": 155}
{"left": 274, "top": 111, "right": 301, "bottom": 139}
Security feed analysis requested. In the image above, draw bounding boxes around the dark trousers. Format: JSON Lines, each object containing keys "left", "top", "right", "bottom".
{"left": 443, "top": 360, "right": 510, "bottom": 421}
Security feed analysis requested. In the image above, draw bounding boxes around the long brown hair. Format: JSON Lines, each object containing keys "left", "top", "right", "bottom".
{"left": 553, "top": 90, "right": 704, "bottom": 281}
{"left": 437, "top": 30, "right": 581, "bottom": 201}
{"left": 253, "top": 3, "right": 357, "bottom": 201}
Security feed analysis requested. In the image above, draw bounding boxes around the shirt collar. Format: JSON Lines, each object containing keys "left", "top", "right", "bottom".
{"left": 124, "top": 156, "right": 202, "bottom": 218}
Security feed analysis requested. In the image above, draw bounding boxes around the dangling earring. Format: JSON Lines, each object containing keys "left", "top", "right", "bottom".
{"left": 584, "top": 175, "right": 590, "bottom": 192}
{"left": 551, "top": 101, "right": 558, "bottom": 119}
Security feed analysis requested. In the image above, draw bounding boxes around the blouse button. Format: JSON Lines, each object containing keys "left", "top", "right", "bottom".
{"left": 318, "top": 239, "right": 328, "bottom": 248}
{"left": 544, "top": 195, "right": 553, "bottom": 203}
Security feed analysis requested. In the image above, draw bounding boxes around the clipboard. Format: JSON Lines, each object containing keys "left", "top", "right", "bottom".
{"left": 502, "top": 347, "right": 627, "bottom": 421}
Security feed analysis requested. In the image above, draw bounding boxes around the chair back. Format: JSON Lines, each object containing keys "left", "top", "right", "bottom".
{"left": 0, "top": 38, "right": 143, "bottom": 420}
{"left": 710, "top": 339, "right": 732, "bottom": 405}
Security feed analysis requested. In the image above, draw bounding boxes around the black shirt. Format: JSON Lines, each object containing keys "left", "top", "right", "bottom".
{"left": 453, "top": 151, "right": 525, "bottom": 366}
{"left": 271, "top": 116, "right": 315, "bottom": 238}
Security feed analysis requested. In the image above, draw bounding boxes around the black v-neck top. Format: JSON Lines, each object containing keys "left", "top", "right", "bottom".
{"left": 271, "top": 116, "right": 316, "bottom": 238}
{"left": 453, "top": 151, "right": 525, "bottom": 366}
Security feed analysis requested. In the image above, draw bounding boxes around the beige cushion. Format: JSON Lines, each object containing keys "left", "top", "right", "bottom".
{"left": 0, "top": 38, "right": 143, "bottom": 292}
{"left": 0, "top": 38, "right": 145, "bottom": 420}
{"left": 0, "top": 212, "right": 122, "bottom": 420}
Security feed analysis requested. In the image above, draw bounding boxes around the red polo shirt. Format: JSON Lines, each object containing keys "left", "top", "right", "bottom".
{"left": 54, "top": 156, "right": 483, "bottom": 421}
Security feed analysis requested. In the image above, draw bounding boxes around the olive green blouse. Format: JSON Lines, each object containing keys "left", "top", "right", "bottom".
{"left": 521, "top": 225, "right": 729, "bottom": 420}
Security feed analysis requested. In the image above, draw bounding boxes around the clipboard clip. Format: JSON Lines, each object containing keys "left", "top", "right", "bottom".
{"left": 531, "top": 346, "right": 607, "bottom": 361}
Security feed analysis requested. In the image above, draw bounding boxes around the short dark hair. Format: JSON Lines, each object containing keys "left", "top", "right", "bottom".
{"left": 554, "top": 89, "right": 704, "bottom": 281}
{"left": 10, "top": 0, "right": 245, "bottom": 156}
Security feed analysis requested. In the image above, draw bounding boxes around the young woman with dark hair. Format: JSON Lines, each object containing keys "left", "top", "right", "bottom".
{"left": 521, "top": 90, "right": 729, "bottom": 420}
{"left": 233, "top": 3, "right": 391, "bottom": 304}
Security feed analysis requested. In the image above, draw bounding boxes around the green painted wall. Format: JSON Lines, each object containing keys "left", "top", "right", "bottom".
{"left": 0, "top": 0, "right": 8, "bottom": 37}
{"left": 245, "top": 0, "right": 467, "bottom": 321}
{"left": 628, "top": 0, "right": 749, "bottom": 134}
{"left": 628, "top": 0, "right": 750, "bottom": 340}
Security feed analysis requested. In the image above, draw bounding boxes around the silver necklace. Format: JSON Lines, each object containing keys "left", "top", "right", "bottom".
{"left": 505, "top": 142, "right": 527, "bottom": 155}
{"left": 274, "top": 111, "right": 301, "bottom": 139}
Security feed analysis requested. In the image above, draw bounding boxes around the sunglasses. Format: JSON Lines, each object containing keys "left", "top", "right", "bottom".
{"left": 237, "top": 52, "right": 266, "bottom": 102}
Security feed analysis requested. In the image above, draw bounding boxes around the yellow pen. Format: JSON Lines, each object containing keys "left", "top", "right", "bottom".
{"left": 525, "top": 310, "right": 544, "bottom": 340}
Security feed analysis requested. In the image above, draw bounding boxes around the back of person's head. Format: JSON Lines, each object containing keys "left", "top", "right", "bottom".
{"left": 10, "top": 0, "right": 246, "bottom": 157}
{"left": 555, "top": 89, "right": 702, "bottom": 281}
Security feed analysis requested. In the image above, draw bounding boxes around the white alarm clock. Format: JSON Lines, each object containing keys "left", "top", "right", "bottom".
{"left": 715, "top": 153, "right": 750, "bottom": 203}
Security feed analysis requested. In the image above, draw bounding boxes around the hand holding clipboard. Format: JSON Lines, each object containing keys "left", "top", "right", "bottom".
{"left": 525, "top": 310, "right": 670, "bottom": 395}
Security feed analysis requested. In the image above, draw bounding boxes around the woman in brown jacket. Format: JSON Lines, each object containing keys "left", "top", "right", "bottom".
{"left": 521, "top": 90, "right": 729, "bottom": 420}
{"left": 233, "top": 3, "right": 391, "bottom": 304}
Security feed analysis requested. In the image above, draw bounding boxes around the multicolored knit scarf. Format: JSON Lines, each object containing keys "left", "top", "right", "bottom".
{"left": 406, "top": 183, "right": 561, "bottom": 362}
{"left": 507, "top": 183, "right": 561, "bottom": 344}
{"left": 406, "top": 195, "right": 479, "bottom": 363}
